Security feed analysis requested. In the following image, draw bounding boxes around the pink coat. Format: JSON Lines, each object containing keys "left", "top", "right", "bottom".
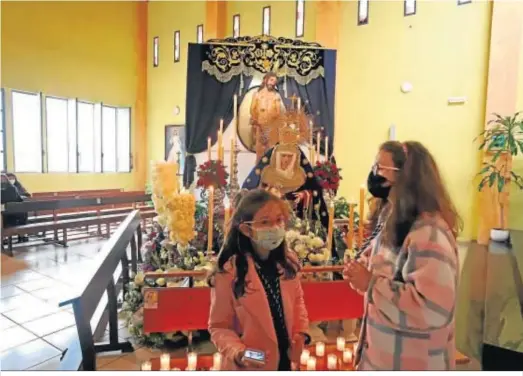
{"left": 355, "top": 215, "right": 459, "bottom": 370}
{"left": 208, "top": 253, "right": 309, "bottom": 371}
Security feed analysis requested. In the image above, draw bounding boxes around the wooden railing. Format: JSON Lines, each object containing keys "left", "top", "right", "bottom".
{"left": 57, "top": 210, "right": 143, "bottom": 371}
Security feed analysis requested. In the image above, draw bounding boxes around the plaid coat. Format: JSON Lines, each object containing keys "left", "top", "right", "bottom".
{"left": 355, "top": 215, "right": 459, "bottom": 370}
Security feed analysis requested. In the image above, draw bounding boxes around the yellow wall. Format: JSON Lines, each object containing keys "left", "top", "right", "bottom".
{"left": 146, "top": 1, "right": 205, "bottom": 172}
{"left": 334, "top": 1, "right": 491, "bottom": 241}
{"left": 1, "top": 1, "right": 140, "bottom": 192}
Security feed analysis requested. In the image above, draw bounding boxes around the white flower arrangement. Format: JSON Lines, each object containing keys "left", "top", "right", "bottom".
{"left": 286, "top": 230, "right": 330, "bottom": 265}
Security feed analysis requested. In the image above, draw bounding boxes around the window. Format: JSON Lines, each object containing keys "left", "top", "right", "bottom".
{"left": 404, "top": 0, "right": 416, "bottom": 16}
{"left": 12, "top": 91, "right": 42, "bottom": 173}
{"left": 0, "top": 89, "right": 5, "bottom": 172}
{"left": 458, "top": 0, "right": 471, "bottom": 4}
{"left": 116, "top": 108, "right": 131, "bottom": 172}
{"left": 46, "top": 97, "right": 70, "bottom": 172}
{"left": 358, "top": 0, "right": 369, "bottom": 25}
{"left": 67, "top": 99, "right": 77, "bottom": 172}
{"left": 77, "top": 101, "right": 96, "bottom": 172}
{"left": 102, "top": 106, "right": 117, "bottom": 172}
{"left": 174, "top": 31, "right": 180, "bottom": 63}
{"left": 262, "top": 6, "right": 271, "bottom": 36}
{"left": 233, "top": 14, "right": 240, "bottom": 38}
{"left": 153, "top": 36, "right": 159, "bottom": 67}
{"left": 296, "top": 0, "right": 305, "bottom": 38}
{"left": 197, "top": 24, "right": 204, "bottom": 44}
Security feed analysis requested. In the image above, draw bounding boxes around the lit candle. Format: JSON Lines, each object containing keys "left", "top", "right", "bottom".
{"left": 336, "top": 336, "right": 346, "bottom": 352}
{"left": 141, "top": 361, "right": 152, "bottom": 371}
{"left": 300, "top": 349, "right": 310, "bottom": 365}
{"left": 306, "top": 356, "right": 316, "bottom": 371}
{"left": 325, "top": 136, "right": 329, "bottom": 159}
{"left": 315, "top": 341, "right": 325, "bottom": 357}
{"left": 207, "top": 137, "right": 211, "bottom": 161}
{"left": 343, "top": 349, "right": 353, "bottom": 363}
{"left": 219, "top": 118, "right": 224, "bottom": 135}
{"left": 160, "top": 353, "right": 170, "bottom": 370}
{"left": 213, "top": 352, "right": 222, "bottom": 370}
{"left": 358, "top": 186, "right": 365, "bottom": 248}
{"left": 347, "top": 201, "right": 355, "bottom": 251}
{"left": 187, "top": 352, "right": 198, "bottom": 370}
{"left": 207, "top": 186, "right": 214, "bottom": 257}
{"left": 230, "top": 137, "right": 235, "bottom": 179}
{"left": 327, "top": 354, "right": 338, "bottom": 370}
{"left": 326, "top": 201, "right": 335, "bottom": 253}
{"left": 233, "top": 94, "right": 238, "bottom": 120}
{"left": 224, "top": 203, "right": 231, "bottom": 235}
{"left": 218, "top": 119, "right": 224, "bottom": 161}
{"left": 316, "top": 132, "right": 321, "bottom": 163}
{"left": 297, "top": 97, "right": 301, "bottom": 111}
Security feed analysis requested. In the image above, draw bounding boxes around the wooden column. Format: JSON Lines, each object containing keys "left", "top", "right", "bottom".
{"left": 134, "top": 0, "right": 148, "bottom": 191}
{"left": 477, "top": 1, "right": 523, "bottom": 244}
{"left": 205, "top": 0, "right": 227, "bottom": 40}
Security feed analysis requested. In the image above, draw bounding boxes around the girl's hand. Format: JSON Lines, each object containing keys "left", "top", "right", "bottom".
{"left": 344, "top": 260, "right": 373, "bottom": 292}
{"left": 288, "top": 333, "right": 306, "bottom": 368}
{"left": 234, "top": 350, "right": 265, "bottom": 369}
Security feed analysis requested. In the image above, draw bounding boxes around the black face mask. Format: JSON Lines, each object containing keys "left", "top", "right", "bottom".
{"left": 367, "top": 170, "right": 391, "bottom": 199}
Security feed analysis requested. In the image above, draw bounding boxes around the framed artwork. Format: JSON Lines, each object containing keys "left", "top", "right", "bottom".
{"left": 358, "top": 0, "right": 369, "bottom": 25}
{"left": 233, "top": 14, "right": 240, "bottom": 38}
{"left": 165, "top": 125, "right": 185, "bottom": 175}
{"left": 153, "top": 36, "right": 159, "bottom": 67}
{"left": 404, "top": 0, "right": 416, "bottom": 16}
{"left": 296, "top": 0, "right": 305, "bottom": 38}
{"left": 262, "top": 6, "right": 271, "bottom": 36}
{"left": 174, "top": 30, "right": 180, "bottom": 62}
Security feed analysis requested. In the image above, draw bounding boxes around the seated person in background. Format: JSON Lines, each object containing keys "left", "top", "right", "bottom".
{"left": 6, "top": 172, "right": 31, "bottom": 198}
{"left": 1, "top": 174, "right": 29, "bottom": 242}
{"left": 208, "top": 189, "right": 310, "bottom": 371}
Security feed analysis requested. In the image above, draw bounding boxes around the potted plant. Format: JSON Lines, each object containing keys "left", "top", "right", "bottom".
{"left": 476, "top": 112, "right": 523, "bottom": 242}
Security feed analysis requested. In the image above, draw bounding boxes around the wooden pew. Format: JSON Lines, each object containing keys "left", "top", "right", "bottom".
{"left": 58, "top": 210, "right": 142, "bottom": 371}
{"left": 32, "top": 188, "right": 122, "bottom": 198}
{"left": 1, "top": 194, "right": 155, "bottom": 255}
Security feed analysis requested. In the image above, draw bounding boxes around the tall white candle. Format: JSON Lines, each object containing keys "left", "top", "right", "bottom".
{"left": 315, "top": 341, "right": 325, "bottom": 357}
{"left": 297, "top": 97, "right": 301, "bottom": 110}
{"left": 233, "top": 94, "right": 238, "bottom": 120}
{"left": 336, "top": 336, "right": 346, "bottom": 351}
{"left": 306, "top": 356, "right": 316, "bottom": 371}
{"left": 325, "top": 136, "right": 329, "bottom": 159}
{"left": 300, "top": 349, "right": 310, "bottom": 365}
{"left": 327, "top": 354, "right": 338, "bottom": 370}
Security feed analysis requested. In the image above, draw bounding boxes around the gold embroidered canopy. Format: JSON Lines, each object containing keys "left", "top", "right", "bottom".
{"left": 202, "top": 35, "right": 325, "bottom": 86}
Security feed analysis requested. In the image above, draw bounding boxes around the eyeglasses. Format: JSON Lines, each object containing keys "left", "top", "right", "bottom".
{"left": 243, "top": 216, "right": 288, "bottom": 228}
{"left": 372, "top": 162, "right": 400, "bottom": 175}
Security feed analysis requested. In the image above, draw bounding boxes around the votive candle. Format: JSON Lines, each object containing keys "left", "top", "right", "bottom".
{"left": 213, "top": 352, "right": 222, "bottom": 370}
{"left": 343, "top": 349, "right": 353, "bottom": 363}
{"left": 300, "top": 349, "right": 310, "bottom": 365}
{"left": 336, "top": 336, "right": 346, "bottom": 351}
{"left": 315, "top": 341, "right": 325, "bottom": 357}
{"left": 187, "top": 352, "right": 198, "bottom": 370}
{"left": 306, "top": 356, "right": 317, "bottom": 371}
{"left": 327, "top": 354, "right": 338, "bottom": 370}
{"left": 160, "top": 353, "right": 170, "bottom": 370}
{"left": 141, "top": 361, "right": 152, "bottom": 371}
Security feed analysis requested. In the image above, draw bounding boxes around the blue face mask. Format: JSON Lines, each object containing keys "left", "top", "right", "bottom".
{"left": 252, "top": 226, "right": 286, "bottom": 251}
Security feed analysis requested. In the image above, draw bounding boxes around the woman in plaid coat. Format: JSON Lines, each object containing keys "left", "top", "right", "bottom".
{"left": 345, "top": 141, "right": 461, "bottom": 370}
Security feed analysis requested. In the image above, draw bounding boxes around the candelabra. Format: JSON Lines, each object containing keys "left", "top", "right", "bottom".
{"left": 229, "top": 139, "right": 240, "bottom": 202}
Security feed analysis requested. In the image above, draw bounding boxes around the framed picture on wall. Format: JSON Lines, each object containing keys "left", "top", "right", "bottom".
{"left": 165, "top": 124, "right": 185, "bottom": 175}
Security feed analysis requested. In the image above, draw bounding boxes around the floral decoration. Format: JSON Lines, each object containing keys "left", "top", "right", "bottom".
{"left": 313, "top": 160, "right": 342, "bottom": 191}
{"left": 196, "top": 160, "right": 229, "bottom": 189}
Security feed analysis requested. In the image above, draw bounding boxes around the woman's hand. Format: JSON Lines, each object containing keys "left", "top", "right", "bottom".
{"left": 344, "top": 260, "right": 373, "bottom": 292}
{"left": 234, "top": 350, "right": 265, "bottom": 369}
{"left": 288, "top": 333, "right": 306, "bottom": 368}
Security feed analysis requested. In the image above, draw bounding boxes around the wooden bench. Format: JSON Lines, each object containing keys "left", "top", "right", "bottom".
{"left": 32, "top": 188, "right": 122, "bottom": 198}
{"left": 1, "top": 194, "right": 155, "bottom": 256}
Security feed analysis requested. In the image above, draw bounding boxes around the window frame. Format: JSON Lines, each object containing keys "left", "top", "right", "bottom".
{"left": 76, "top": 99, "right": 98, "bottom": 173}
{"left": 262, "top": 6, "right": 271, "bottom": 36}
{"left": 0, "top": 88, "right": 6, "bottom": 172}
{"left": 153, "top": 36, "right": 159, "bottom": 67}
{"left": 295, "top": 0, "right": 305, "bottom": 38}
{"left": 358, "top": 0, "right": 369, "bottom": 26}
{"left": 11, "top": 89, "right": 44, "bottom": 173}
{"left": 197, "top": 24, "right": 204, "bottom": 44}
{"left": 233, "top": 14, "right": 241, "bottom": 38}
{"left": 45, "top": 95, "right": 71, "bottom": 173}
{"left": 404, "top": 0, "right": 416, "bottom": 16}
{"left": 116, "top": 106, "right": 132, "bottom": 173}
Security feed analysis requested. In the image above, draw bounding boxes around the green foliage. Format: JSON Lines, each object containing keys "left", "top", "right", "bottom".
{"left": 475, "top": 112, "right": 523, "bottom": 194}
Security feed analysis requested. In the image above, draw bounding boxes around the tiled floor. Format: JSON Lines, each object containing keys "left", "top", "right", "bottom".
{"left": 2, "top": 233, "right": 522, "bottom": 371}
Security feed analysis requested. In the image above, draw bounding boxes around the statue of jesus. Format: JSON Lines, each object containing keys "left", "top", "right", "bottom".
{"left": 250, "top": 72, "right": 284, "bottom": 162}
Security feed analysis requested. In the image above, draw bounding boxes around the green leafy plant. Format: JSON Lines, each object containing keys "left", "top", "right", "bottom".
{"left": 476, "top": 112, "right": 523, "bottom": 229}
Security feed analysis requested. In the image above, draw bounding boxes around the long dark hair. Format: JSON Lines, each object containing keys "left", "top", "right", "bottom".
{"left": 208, "top": 189, "right": 299, "bottom": 299}
{"left": 367, "top": 141, "right": 407, "bottom": 231}
{"left": 382, "top": 141, "right": 462, "bottom": 247}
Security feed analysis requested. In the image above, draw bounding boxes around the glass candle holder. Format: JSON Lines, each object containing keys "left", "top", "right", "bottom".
{"left": 141, "top": 361, "right": 152, "bottom": 371}
{"left": 300, "top": 349, "right": 310, "bottom": 365}
{"left": 315, "top": 341, "right": 325, "bottom": 357}
{"left": 306, "top": 356, "right": 317, "bottom": 371}
{"left": 336, "top": 337, "right": 346, "bottom": 351}
{"left": 327, "top": 354, "right": 338, "bottom": 370}
{"left": 187, "top": 352, "right": 198, "bottom": 370}
{"left": 212, "top": 352, "right": 222, "bottom": 370}
{"left": 343, "top": 349, "right": 353, "bottom": 364}
{"left": 160, "top": 353, "right": 170, "bottom": 370}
